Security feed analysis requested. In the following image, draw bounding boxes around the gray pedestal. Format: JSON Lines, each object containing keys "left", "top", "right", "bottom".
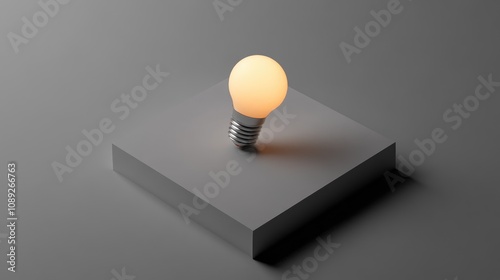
{"left": 112, "top": 80, "right": 395, "bottom": 258}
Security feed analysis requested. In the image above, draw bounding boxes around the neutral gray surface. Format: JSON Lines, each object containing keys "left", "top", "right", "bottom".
{"left": 0, "top": 0, "right": 499, "bottom": 279}
{"left": 114, "top": 80, "right": 394, "bottom": 229}
{"left": 112, "top": 80, "right": 394, "bottom": 257}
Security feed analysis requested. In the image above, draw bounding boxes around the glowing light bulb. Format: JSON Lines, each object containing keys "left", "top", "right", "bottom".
{"left": 228, "top": 55, "right": 288, "bottom": 148}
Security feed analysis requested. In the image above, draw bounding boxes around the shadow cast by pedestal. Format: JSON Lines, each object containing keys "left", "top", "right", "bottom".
{"left": 254, "top": 170, "right": 415, "bottom": 265}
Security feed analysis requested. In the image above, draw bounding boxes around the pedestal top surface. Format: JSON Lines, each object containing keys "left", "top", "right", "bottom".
{"left": 115, "top": 80, "right": 393, "bottom": 229}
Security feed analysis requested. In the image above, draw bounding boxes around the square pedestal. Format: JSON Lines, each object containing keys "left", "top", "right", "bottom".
{"left": 112, "top": 80, "right": 395, "bottom": 258}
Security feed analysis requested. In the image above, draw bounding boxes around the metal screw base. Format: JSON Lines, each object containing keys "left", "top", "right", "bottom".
{"left": 228, "top": 109, "right": 266, "bottom": 149}
{"left": 228, "top": 119, "right": 262, "bottom": 148}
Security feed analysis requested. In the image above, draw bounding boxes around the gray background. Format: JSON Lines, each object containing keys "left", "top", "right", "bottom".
{"left": 0, "top": 0, "right": 499, "bottom": 279}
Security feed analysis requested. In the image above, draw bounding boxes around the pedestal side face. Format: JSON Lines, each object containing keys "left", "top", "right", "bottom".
{"left": 112, "top": 144, "right": 253, "bottom": 255}
{"left": 252, "top": 143, "right": 395, "bottom": 257}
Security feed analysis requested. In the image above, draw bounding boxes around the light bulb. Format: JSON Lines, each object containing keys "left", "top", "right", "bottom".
{"left": 228, "top": 55, "right": 288, "bottom": 148}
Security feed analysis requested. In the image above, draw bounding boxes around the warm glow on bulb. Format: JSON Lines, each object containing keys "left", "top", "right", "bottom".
{"left": 228, "top": 55, "right": 288, "bottom": 119}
